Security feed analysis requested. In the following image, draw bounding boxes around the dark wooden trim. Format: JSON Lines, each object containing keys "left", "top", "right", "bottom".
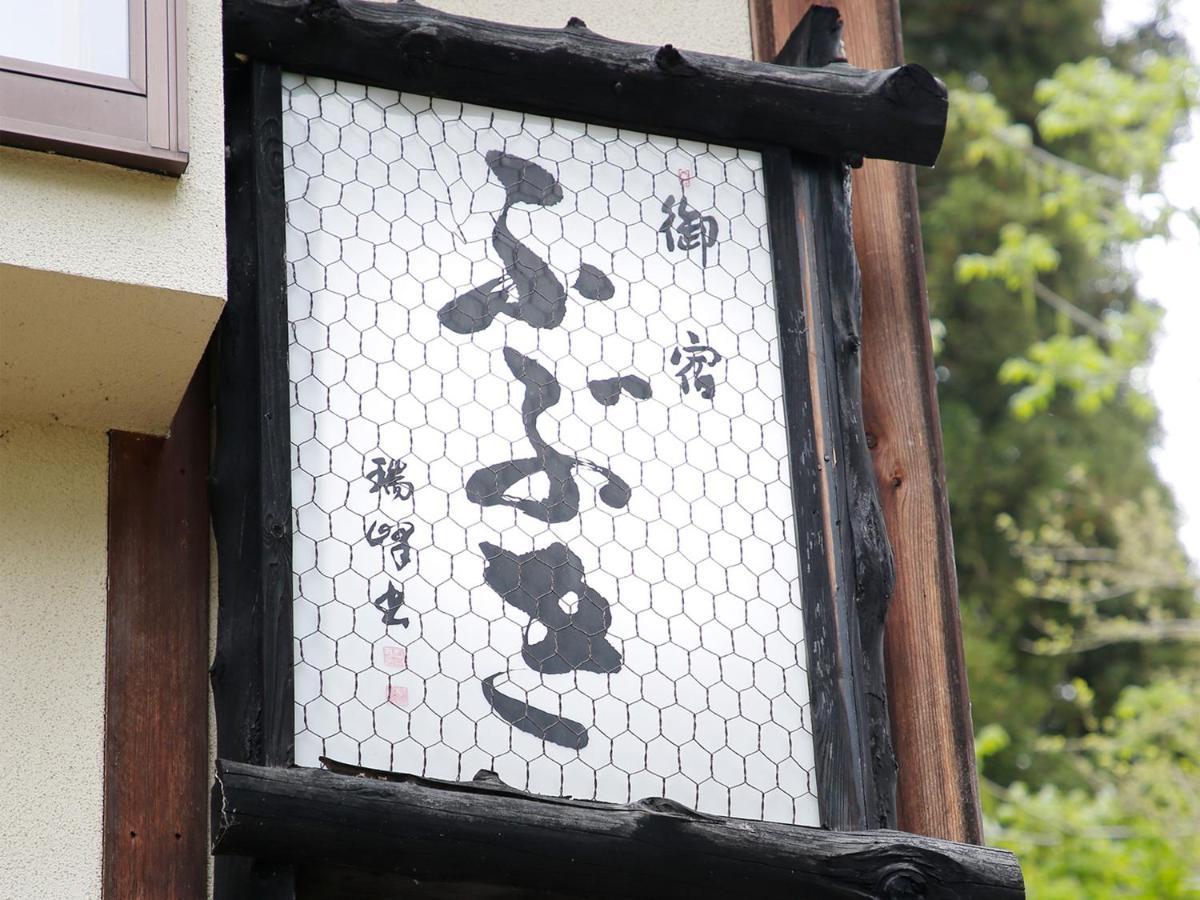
{"left": 211, "top": 55, "right": 297, "bottom": 900}
{"left": 212, "top": 760, "right": 1022, "bottom": 899}
{"left": 749, "top": 0, "right": 984, "bottom": 843}
{"left": 794, "top": 155, "right": 897, "bottom": 829}
{"left": 211, "top": 56, "right": 293, "bottom": 772}
{"left": 770, "top": 7, "right": 897, "bottom": 831}
{"left": 251, "top": 62, "right": 295, "bottom": 770}
{"left": 103, "top": 367, "right": 210, "bottom": 900}
{"left": 212, "top": 55, "right": 265, "bottom": 772}
{"left": 222, "top": 0, "right": 946, "bottom": 166}
{"left": 763, "top": 143, "right": 860, "bottom": 828}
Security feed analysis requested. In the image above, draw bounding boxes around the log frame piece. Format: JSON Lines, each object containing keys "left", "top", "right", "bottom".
{"left": 749, "top": 0, "right": 985, "bottom": 844}
{"left": 211, "top": 759, "right": 1024, "bottom": 900}
{"left": 211, "top": 56, "right": 297, "bottom": 900}
{"left": 222, "top": 0, "right": 947, "bottom": 166}
{"left": 761, "top": 6, "right": 897, "bottom": 831}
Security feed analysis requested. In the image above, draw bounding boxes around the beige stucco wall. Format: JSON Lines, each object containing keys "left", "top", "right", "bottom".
{"left": 0, "top": 423, "right": 108, "bottom": 900}
{"left": 436, "top": 0, "right": 753, "bottom": 58}
{"left": 0, "top": 0, "right": 226, "bottom": 434}
{"left": 0, "top": 4, "right": 754, "bottom": 899}
{"left": 0, "top": 0, "right": 225, "bottom": 298}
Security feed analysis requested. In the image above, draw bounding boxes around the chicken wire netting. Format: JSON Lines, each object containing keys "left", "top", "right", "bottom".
{"left": 281, "top": 72, "right": 819, "bottom": 826}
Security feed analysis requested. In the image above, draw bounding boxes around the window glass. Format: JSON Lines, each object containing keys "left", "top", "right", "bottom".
{"left": 0, "top": 0, "right": 130, "bottom": 79}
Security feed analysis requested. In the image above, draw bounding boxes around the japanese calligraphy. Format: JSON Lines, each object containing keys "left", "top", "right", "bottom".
{"left": 478, "top": 540, "right": 622, "bottom": 750}
{"left": 366, "top": 456, "right": 414, "bottom": 500}
{"left": 466, "top": 348, "right": 637, "bottom": 523}
{"left": 658, "top": 193, "right": 719, "bottom": 266}
{"left": 437, "top": 152, "right": 614, "bottom": 334}
{"left": 365, "top": 518, "right": 415, "bottom": 570}
{"left": 671, "top": 330, "right": 723, "bottom": 399}
{"left": 372, "top": 582, "right": 410, "bottom": 628}
{"left": 363, "top": 455, "right": 416, "bottom": 629}
{"left": 284, "top": 77, "right": 818, "bottom": 825}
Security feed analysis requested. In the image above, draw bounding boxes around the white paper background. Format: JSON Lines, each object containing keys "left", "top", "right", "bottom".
{"left": 282, "top": 73, "right": 819, "bottom": 826}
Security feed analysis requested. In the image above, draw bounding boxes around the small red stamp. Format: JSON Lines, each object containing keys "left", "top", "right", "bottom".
{"left": 388, "top": 685, "right": 409, "bottom": 707}
{"left": 380, "top": 645, "right": 407, "bottom": 669}
{"left": 677, "top": 168, "right": 693, "bottom": 189}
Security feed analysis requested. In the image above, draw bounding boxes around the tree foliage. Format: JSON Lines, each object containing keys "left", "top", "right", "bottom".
{"left": 902, "top": 0, "right": 1198, "bottom": 892}
{"left": 978, "top": 676, "right": 1200, "bottom": 899}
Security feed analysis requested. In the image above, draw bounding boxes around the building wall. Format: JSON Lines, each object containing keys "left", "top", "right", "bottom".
{"left": 0, "top": 1, "right": 226, "bottom": 299}
{"left": 0, "top": 2, "right": 754, "bottom": 898}
{"left": 0, "top": 0, "right": 225, "bottom": 897}
{"left": 0, "top": 0, "right": 226, "bottom": 434}
{"left": 435, "top": 0, "right": 753, "bottom": 59}
{"left": 0, "top": 424, "right": 109, "bottom": 900}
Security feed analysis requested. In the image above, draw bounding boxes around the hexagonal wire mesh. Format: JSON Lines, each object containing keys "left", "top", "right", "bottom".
{"left": 282, "top": 72, "right": 819, "bottom": 826}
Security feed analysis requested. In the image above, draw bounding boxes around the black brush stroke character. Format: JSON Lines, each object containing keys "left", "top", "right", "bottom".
{"left": 372, "top": 582, "right": 410, "bottom": 628}
{"left": 670, "top": 330, "right": 722, "bottom": 400}
{"left": 438, "top": 152, "right": 614, "bottom": 333}
{"left": 466, "top": 348, "right": 632, "bottom": 523}
{"left": 366, "top": 456, "right": 414, "bottom": 500}
{"left": 478, "top": 541, "right": 622, "bottom": 749}
{"left": 658, "top": 193, "right": 719, "bottom": 266}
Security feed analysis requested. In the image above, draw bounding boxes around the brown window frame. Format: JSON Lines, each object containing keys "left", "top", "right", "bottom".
{"left": 0, "top": 0, "right": 188, "bottom": 175}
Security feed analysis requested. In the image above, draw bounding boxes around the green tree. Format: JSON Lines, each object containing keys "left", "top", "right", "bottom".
{"left": 979, "top": 677, "right": 1200, "bottom": 898}
{"left": 902, "top": 0, "right": 1199, "bottom": 892}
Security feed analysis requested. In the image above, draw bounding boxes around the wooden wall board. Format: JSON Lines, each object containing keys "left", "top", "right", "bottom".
{"left": 103, "top": 367, "right": 210, "bottom": 900}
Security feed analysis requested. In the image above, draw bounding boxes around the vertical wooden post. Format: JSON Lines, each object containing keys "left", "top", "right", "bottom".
{"left": 103, "top": 367, "right": 210, "bottom": 899}
{"left": 750, "top": 0, "right": 984, "bottom": 843}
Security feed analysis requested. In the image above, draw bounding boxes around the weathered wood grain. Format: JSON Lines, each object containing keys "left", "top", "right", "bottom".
{"left": 223, "top": 0, "right": 946, "bottom": 166}
{"left": 213, "top": 760, "right": 1023, "bottom": 899}
{"left": 750, "top": 0, "right": 984, "bottom": 844}
{"left": 211, "top": 56, "right": 297, "bottom": 900}
{"left": 104, "top": 369, "right": 210, "bottom": 900}
{"left": 758, "top": 7, "right": 898, "bottom": 832}
{"left": 251, "top": 61, "right": 295, "bottom": 771}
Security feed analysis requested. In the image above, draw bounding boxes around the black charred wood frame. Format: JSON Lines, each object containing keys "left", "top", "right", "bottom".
{"left": 214, "top": 2, "right": 1021, "bottom": 897}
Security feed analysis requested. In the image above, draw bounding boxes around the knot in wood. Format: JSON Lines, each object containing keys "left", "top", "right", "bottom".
{"left": 305, "top": 0, "right": 342, "bottom": 26}
{"left": 471, "top": 769, "right": 506, "bottom": 786}
{"left": 654, "top": 44, "right": 699, "bottom": 77}
{"left": 877, "top": 865, "right": 929, "bottom": 899}
{"left": 398, "top": 26, "right": 444, "bottom": 67}
{"left": 634, "top": 796, "right": 710, "bottom": 819}
{"left": 264, "top": 142, "right": 284, "bottom": 187}
{"left": 565, "top": 16, "right": 588, "bottom": 29}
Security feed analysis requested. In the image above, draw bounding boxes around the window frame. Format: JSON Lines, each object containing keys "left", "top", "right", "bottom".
{"left": 210, "top": 2, "right": 972, "bottom": 897}
{"left": 0, "top": 0, "right": 188, "bottom": 175}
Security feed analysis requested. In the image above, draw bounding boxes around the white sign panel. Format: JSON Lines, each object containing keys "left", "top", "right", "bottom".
{"left": 282, "top": 73, "right": 819, "bottom": 826}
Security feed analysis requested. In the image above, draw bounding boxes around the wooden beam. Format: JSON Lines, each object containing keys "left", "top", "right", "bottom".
{"left": 211, "top": 56, "right": 297, "bottom": 900}
{"left": 103, "top": 368, "right": 210, "bottom": 899}
{"left": 750, "top": 0, "right": 983, "bottom": 843}
{"left": 212, "top": 760, "right": 1023, "bottom": 899}
{"left": 775, "top": 7, "right": 899, "bottom": 831}
{"left": 223, "top": 0, "right": 947, "bottom": 166}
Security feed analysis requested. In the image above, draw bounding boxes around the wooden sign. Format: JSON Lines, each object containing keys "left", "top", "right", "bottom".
{"left": 212, "top": 1, "right": 1022, "bottom": 896}
{"left": 284, "top": 73, "right": 822, "bottom": 825}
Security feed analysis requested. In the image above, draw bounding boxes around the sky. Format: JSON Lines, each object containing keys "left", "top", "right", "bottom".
{"left": 1106, "top": 0, "right": 1200, "bottom": 564}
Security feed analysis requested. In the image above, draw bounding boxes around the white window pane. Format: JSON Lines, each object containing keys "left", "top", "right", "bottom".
{"left": 0, "top": 0, "right": 130, "bottom": 79}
